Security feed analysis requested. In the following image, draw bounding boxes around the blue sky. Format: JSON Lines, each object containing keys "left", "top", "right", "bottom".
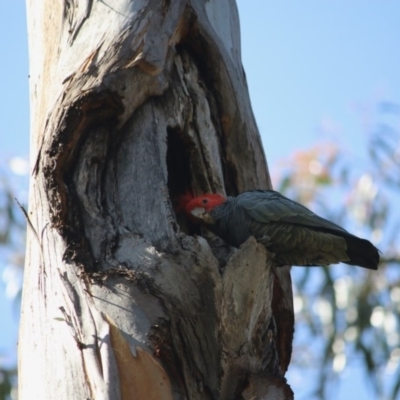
{"left": 238, "top": 1, "right": 400, "bottom": 178}
{"left": 2, "top": 2, "right": 400, "bottom": 399}
{"left": 0, "top": 2, "right": 29, "bottom": 158}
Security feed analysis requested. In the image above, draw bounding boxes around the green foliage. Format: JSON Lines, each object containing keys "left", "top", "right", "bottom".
{"left": 0, "top": 368, "right": 17, "bottom": 400}
{"left": 0, "top": 106, "right": 399, "bottom": 399}
{"left": 276, "top": 104, "right": 400, "bottom": 399}
{"left": 0, "top": 161, "right": 27, "bottom": 400}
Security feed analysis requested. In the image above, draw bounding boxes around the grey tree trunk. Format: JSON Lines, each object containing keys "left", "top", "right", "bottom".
{"left": 19, "top": 1, "right": 294, "bottom": 399}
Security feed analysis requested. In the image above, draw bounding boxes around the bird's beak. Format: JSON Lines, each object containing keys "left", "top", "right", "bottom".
{"left": 190, "top": 208, "right": 215, "bottom": 224}
{"left": 190, "top": 207, "right": 206, "bottom": 218}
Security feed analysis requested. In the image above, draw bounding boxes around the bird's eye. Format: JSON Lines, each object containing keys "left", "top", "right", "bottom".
{"left": 202, "top": 198, "right": 208, "bottom": 204}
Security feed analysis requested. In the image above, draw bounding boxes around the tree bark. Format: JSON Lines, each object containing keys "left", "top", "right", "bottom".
{"left": 20, "top": 1, "right": 294, "bottom": 399}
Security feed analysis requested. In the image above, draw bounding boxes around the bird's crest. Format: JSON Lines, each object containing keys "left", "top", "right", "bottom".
{"left": 176, "top": 191, "right": 196, "bottom": 213}
{"left": 177, "top": 192, "right": 226, "bottom": 216}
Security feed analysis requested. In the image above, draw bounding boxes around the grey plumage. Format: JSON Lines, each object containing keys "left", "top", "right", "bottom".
{"left": 205, "top": 190, "right": 379, "bottom": 270}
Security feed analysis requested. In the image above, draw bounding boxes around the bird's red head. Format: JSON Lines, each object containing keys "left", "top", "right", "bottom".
{"left": 178, "top": 193, "right": 227, "bottom": 222}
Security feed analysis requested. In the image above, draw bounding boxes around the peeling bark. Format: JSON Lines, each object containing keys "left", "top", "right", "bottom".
{"left": 20, "top": 1, "right": 294, "bottom": 399}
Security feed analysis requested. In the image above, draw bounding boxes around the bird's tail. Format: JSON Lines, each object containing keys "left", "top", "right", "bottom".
{"left": 344, "top": 234, "right": 380, "bottom": 270}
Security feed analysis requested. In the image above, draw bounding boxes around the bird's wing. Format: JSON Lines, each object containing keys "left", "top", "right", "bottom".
{"left": 236, "top": 190, "right": 348, "bottom": 234}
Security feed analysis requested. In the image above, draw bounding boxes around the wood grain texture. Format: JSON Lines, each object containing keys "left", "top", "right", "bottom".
{"left": 20, "top": 0, "right": 294, "bottom": 399}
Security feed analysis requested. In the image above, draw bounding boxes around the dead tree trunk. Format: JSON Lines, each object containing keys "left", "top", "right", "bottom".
{"left": 20, "top": 1, "right": 294, "bottom": 399}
